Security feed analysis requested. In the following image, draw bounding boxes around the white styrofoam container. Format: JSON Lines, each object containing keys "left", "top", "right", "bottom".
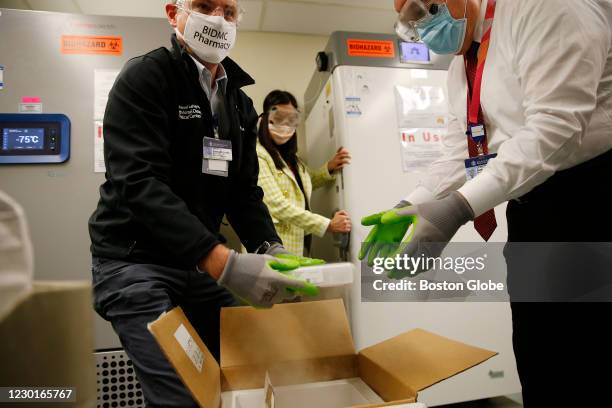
{"left": 221, "top": 377, "right": 428, "bottom": 408}
{"left": 290, "top": 261, "right": 353, "bottom": 288}
{"left": 289, "top": 262, "right": 354, "bottom": 312}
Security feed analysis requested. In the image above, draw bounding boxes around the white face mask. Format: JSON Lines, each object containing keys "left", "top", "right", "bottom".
{"left": 269, "top": 124, "right": 296, "bottom": 145}
{"left": 177, "top": 10, "right": 236, "bottom": 64}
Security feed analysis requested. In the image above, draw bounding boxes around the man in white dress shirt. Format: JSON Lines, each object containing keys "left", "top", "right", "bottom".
{"left": 360, "top": 1, "right": 612, "bottom": 405}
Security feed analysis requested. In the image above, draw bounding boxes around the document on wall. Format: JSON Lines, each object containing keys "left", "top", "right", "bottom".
{"left": 399, "top": 128, "right": 446, "bottom": 172}
{"left": 94, "top": 121, "right": 105, "bottom": 173}
{"left": 395, "top": 85, "right": 448, "bottom": 172}
{"left": 395, "top": 85, "right": 448, "bottom": 129}
{"left": 94, "top": 69, "right": 120, "bottom": 121}
{"left": 93, "top": 70, "right": 119, "bottom": 173}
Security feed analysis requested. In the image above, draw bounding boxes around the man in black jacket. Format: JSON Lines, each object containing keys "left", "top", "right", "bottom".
{"left": 88, "top": 1, "right": 312, "bottom": 405}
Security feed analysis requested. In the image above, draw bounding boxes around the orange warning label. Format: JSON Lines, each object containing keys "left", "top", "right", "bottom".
{"left": 61, "top": 35, "right": 123, "bottom": 56}
{"left": 347, "top": 39, "right": 395, "bottom": 58}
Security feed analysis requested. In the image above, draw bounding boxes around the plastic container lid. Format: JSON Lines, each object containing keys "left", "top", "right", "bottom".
{"left": 289, "top": 262, "right": 354, "bottom": 287}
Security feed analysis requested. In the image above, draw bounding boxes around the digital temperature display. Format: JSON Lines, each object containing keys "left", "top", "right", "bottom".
{"left": 2, "top": 128, "right": 45, "bottom": 150}
{"left": 0, "top": 113, "right": 70, "bottom": 164}
{"left": 399, "top": 41, "right": 431, "bottom": 63}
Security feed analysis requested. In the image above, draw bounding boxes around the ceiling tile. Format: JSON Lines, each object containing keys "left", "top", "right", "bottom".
{"left": 26, "top": 0, "right": 80, "bottom": 13}
{"left": 277, "top": 0, "right": 392, "bottom": 11}
{"left": 262, "top": 1, "right": 396, "bottom": 35}
{"left": 0, "top": 0, "right": 31, "bottom": 10}
{"left": 238, "top": 0, "right": 263, "bottom": 31}
{"left": 74, "top": 0, "right": 262, "bottom": 26}
{"left": 2, "top": 0, "right": 400, "bottom": 35}
{"left": 75, "top": 0, "right": 168, "bottom": 18}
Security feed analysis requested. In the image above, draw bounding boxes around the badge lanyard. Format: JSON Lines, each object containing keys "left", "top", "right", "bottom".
{"left": 212, "top": 114, "right": 220, "bottom": 139}
{"left": 202, "top": 113, "right": 232, "bottom": 177}
{"left": 465, "top": 0, "right": 497, "bottom": 157}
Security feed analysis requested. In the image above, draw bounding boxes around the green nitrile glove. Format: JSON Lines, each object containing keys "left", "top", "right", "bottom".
{"left": 269, "top": 257, "right": 321, "bottom": 297}
{"left": 263, "top": 243, "right": 325, "bottom": 267}
{"left": 271, "top": 254, "right": 322, "bottom": 296}
{"left": 264, "top": 245, "right": 322, "bottom": 296}
{"left": 358, "top": 201, "right": 416, "bottom": 266}
{"left": 282, "top": 276, "right": 321, "bottom": 297}
{"left": 268, "top": 257, "right": 300, "bottom": 271}
{"left": 218, "top": 250, "right": 319, "bottom": 307}
{"left": 380, "top": 192, "right": 474, "bottom": 279}
{"left": 275, "top": 253, "right": 326, "bottom": 267}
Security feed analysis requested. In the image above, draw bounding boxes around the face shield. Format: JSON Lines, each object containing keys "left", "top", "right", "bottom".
{"left": 395, "top": 0, "right": 446, "bottom": 42}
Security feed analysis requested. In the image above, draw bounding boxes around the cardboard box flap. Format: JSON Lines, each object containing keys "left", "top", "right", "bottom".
{"left": 148, "top": 307, "right": 221, "bottom": 408}
{"left": 221, "top": 299, "right": 355, "bottom": 369}
{"left": 359, "top": 329, "right": 496, "bottom": 397}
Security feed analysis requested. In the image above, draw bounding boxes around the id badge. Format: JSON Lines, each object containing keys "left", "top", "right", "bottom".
{"left": 202, "top": 159, "right": 228, "bottom": 177}
{"left": 464, "top": 154, "right": 497, "bottom": 181}
{"left": 468, "top": 123, "right": 487, "bottom": 155}
{"left": 203, "top": 137, "right": 232, "bottom": 161}
{"left": 468, "top": 124, "right": 486, "bottom": 140}
{"left": 202, "top": 137, "right": 232, "bottom": 177}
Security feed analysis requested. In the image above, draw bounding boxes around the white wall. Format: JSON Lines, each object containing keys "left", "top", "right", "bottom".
{"left": 231, "top": 31, "right": 328, "bottom": 156}
{"left": 220, "top": 31, "right": 329, "bottom": 249}
{"left": 232, "top": 31, "right": 328, "bottom": 110}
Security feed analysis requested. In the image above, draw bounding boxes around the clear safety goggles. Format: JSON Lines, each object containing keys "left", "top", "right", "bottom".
{"left": 175, "top": 0, "right": 244, "bottom": 23}
{"left": 268, "top": 105, "right": 300, "bottom": 129}
{"left": 395, "top": 0, "right": 446, "bottom": 41}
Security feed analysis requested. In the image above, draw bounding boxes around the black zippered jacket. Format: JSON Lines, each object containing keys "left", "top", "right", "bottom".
{"left": 88, "top": 35, "right": 280, "bottom": 268}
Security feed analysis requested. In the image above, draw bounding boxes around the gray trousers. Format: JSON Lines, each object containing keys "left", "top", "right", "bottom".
{"left": 92, "top": 257, "right": 237, "bottom": 407}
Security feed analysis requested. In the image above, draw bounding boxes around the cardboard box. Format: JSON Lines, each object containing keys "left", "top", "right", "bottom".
{"left": 223, "top": 377, "right": 392, "bottom": 408}
{"left": 148, "top": 299, "right": 496, "bottom": 408}
{"left": 0, "top": 281, "right": 96, "bottom": 408}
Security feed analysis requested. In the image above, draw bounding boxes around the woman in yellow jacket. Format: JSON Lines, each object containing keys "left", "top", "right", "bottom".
{"left": 257, "top": 90, "right": 351, "bottom": 256}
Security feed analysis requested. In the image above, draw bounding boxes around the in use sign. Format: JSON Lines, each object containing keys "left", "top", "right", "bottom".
{"left": 61, "top": 35, "right": 123, "bottom": 56}
{"left": 346, "top": 39, "right": 395, "bottom": 58}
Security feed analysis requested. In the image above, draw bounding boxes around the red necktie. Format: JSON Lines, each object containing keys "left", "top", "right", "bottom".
{"left": 465, "top": 43, "right": 497, "bottom": 241}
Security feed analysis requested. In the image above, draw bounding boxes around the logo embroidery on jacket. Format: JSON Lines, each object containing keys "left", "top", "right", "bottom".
{"left": 178, "top": 105, "right": 202, "bottom": 120}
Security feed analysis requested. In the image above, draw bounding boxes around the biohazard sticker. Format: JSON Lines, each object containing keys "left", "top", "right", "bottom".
{"left": 61, "top": 35, "right": 123, "bottom": 56}
{"left": 347, "top": 39, "right": 395, "bottom": 58}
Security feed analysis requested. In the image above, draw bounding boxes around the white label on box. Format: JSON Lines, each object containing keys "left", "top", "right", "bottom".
{"left": 0, "top": 66, "right": 4, "bottom": 90}
{"left": 174, "top": 324, "right": 204, "bottom": 372}
{"left": 298, "top": 269, "right": 325, "bottom": 284}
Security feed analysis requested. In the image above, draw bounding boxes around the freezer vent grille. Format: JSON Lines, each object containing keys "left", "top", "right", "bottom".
{"left": 95, "top": 350, "right": 144, "bottom": 408}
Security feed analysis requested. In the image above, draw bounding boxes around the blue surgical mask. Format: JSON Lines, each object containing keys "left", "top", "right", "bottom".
{"left": 416, "top": 4, "right": 467, "bottom": 55}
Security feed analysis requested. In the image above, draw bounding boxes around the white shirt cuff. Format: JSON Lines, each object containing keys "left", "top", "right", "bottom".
{"left": 458, "top": 172, "right": 507, "bottom": 217}
{"left": 404, "top": 186, "right": 436, "bottom": 205}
